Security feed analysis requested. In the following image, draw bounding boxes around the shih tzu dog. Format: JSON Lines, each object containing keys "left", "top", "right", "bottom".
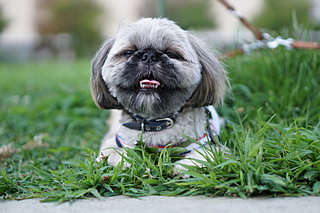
{"left": 91, "top": 18, "right": 228, "bottom": 172}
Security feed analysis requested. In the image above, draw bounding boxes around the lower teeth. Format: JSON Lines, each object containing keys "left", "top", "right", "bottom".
{"left": 140, "top": 84, "right": 158, "bottom": 88}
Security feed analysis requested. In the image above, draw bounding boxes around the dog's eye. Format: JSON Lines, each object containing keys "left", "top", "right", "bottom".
{"left": 165, "top": 51, "right": 183, "bottom": 60}
{"left": 123, "top": 50, "right": 135, "bottom": 57}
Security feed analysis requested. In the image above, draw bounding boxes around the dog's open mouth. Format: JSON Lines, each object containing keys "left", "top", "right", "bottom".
{"left": 139, "top": 79, "right": 161, "bottom": 89}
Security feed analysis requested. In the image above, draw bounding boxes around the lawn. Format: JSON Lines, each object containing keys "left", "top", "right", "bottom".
{"left": 0, "top": 49, "right": 320, "bottom": 202}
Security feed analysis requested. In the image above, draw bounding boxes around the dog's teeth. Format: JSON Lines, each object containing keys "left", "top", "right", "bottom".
{"left": 139, "top": 83, "right": 159, "bottom": 89}
{"left": 139, "top": 79, "right": 160, "bottom": 89}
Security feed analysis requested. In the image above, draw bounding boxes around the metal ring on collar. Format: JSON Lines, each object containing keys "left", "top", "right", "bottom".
{"left": 155, "top": 118, "right": 174, "bottom": 128}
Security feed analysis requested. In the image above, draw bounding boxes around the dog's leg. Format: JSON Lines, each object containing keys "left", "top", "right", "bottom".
{"left": 97, "top": 110, "right": 127, "bottom": 166}
{"left": 97, "top": 136, "right": 130, "bottom": 167}
{"left": 173, "top": 148, "right": 212, "bottom": 177}
{"left": 104, "top": 109, "right": 122, "bottom": 139}
{"left": 173, "top": 145, "right": 228, "bottom": 178}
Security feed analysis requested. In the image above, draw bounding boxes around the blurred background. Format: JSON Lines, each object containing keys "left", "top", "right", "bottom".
{"left": 0, "top": 0, "right": 319, "bottom": 61}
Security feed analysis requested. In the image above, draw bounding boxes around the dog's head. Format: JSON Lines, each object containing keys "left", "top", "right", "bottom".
{"left": 91, "top": 18, "right": 227, "bottom": 119}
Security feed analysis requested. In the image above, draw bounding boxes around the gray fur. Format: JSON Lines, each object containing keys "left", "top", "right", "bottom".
{"left": 91, "top": 38, "right": 123, "bottom": 109}
{"left": 186, "top": 34, "right": 228, "bottom": 107}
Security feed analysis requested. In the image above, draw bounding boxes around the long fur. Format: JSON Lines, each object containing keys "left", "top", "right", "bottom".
{"left": 186, "top": 34, "right": 228, "bottom": 107}
{"left": 91, "top": 38, "right": 122, "bottom": 109}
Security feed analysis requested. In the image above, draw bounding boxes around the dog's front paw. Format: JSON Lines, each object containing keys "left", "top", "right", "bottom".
{"left": 173, "top": 150, "right": 212, "bottom": 178}
{"left": 173, "top": 157, "right": 204, "bottom": 178}
{"left": 97, "top": 148, "right": 131, "bottom": 168}
{"left": 173, "top": 162, "right": 192, "bottom": 179}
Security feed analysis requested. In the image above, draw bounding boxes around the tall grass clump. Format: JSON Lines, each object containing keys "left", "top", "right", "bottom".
{"left": 0, "top": 48, "right": 319, "bottom": 201}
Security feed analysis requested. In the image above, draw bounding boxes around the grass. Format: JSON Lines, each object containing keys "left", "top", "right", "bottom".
{"left": 0, "top": 48, "right": 320, "bottom": 202}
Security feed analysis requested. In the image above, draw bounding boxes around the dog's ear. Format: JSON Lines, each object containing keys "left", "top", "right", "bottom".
{"left": 186, "top": 34, "right": 228, "bottom": 107}
{"left": 91, "top": 39, "right": 123, "bottom": 109}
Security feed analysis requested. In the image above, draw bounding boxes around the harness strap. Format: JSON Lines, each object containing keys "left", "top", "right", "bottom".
{"left": 115, "top": 130, "right": 218, "bottom": 155}
{"left": 115, "top": 134, "right": 123, "bottom": 148}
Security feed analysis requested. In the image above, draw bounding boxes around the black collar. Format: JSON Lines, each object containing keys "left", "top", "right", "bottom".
{"left": 122, "top": 114, "right": 175, "bottom": 132}
{"left": 121, "top": 107, "right": 210, "bottom": 132}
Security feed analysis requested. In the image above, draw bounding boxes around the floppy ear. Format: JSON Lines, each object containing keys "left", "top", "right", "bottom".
{"left": 186, "top": 34, "right": 228, "bottom": 107}
{"left": 91, "top": 38, "right": 123, "bottom": 109}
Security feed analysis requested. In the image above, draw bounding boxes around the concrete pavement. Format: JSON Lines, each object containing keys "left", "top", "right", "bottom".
{"left": 1, "top": 196, "right": 320, "bottom": 213}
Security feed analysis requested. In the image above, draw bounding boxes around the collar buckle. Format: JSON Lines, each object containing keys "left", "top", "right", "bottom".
{"left": 155, "top": 118, "right": 174, "bottom": 128}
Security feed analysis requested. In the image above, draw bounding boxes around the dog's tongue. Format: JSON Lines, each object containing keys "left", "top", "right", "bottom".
{"left": 139, "top": 79, "right": 160, "bottom": 89}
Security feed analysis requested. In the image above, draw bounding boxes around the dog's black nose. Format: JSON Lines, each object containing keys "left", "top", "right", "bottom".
{"left": 140, "top": 49, "right": 158, "bottom": 63}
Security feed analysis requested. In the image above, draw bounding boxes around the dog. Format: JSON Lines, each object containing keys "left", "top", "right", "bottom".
{"left": 91, "top": 18, "right": 228, "bottom": 172}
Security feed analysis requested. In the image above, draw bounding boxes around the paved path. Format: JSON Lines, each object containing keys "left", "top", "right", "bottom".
{"left": 1, "top": 196, "right": 320, "bottom": 213}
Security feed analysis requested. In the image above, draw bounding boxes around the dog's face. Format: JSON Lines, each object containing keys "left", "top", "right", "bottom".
{"left": 91, "top": 18, "right": 227, "bottom": 119}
